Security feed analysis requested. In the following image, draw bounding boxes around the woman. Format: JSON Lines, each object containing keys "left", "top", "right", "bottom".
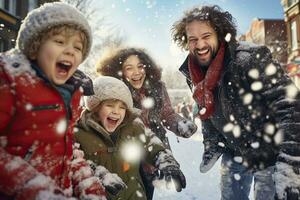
{"left": 97, "top": 47, "right": 197, "bottom": 199}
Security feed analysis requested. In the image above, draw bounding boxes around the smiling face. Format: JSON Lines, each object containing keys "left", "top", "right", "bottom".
{"left": 186, "top": 20, "right": 219, "bottom": 67}
{"left": 122, "top": 55, "right": 146, "bottom": 89}
{"left": 33, "top": 30, "right": 84, "bottom": 85}
{"left": 97, "top": 99, "right": 127, "bottom": 133}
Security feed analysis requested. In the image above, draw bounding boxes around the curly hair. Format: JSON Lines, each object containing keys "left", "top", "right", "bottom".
{"left": 97, "top": 47, "right": 162, "bottom": 84}
{"left": 171, "top": 5, "right": 237, "bottom": 50}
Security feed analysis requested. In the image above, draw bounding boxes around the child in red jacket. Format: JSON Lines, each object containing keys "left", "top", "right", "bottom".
{"left": 0, "top": 2, "right": 106, "bottom": 200}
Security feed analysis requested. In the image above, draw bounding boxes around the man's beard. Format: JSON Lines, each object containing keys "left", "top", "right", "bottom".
{"left": 193, "top": 46, "right": 217, "bottom": 68}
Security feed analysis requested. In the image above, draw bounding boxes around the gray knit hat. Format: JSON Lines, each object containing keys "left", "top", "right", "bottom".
{"left": 85, "top": 76, "right": 140, "bottom": 115}
{"left": 16, "top": 2, "right": 92, "bottom": 61}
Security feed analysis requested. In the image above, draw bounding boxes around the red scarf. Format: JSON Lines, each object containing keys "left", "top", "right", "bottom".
{"left": 188, "top": 43, "right": 225, "bottom": 120}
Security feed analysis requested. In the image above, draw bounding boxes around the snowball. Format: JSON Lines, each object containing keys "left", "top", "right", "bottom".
{"left": 232, "top": 125, "right": 241, "bottom": 138}
{"left": 234, "top": 173, "right": 241, "bottom": 181}
{"left": 233, "top": 156, "right": 243, "bottom": 163}
{"left": 142, "top": 97, "right": 155, "bottom": 109}
{"left": 243, "top": 93, "right": 253, "bottom": 105}
{"left": 274, "top": 130, "right": 284, "bottom": 145}
{"left": 265, "top": 63, "right": 277, "bottom": 76}
{"left": 264, "top": 123, "right": 275, "bottom": 135}
{"left": 286, "top": 84, "right": 299, "bottom": 99}
{"left": 251, "top": 81, "right": 263, "bottom": 91}
{"left": 250, "top": 142, "right": 260, "bottom": 149}
{"left": 223, "top": 123, "right": 234, "bottom": 132}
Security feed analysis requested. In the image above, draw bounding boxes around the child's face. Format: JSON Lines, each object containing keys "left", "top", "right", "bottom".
{"left": 122, "top": 55, "right": 146, "bottom": 89}
{"left": 34, "top": 31, "right": 84, "bottom": 85}
{"left": 97, "top": 99, "right": 127, "bottom": 133}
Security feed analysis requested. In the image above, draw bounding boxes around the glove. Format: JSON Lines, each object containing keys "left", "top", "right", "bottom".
{"left": 274, "top": 158, "right": 300, "bottom": 200}
{"left": 154, "top": 150, "right": 186, "bottom": 192}
{"left": 177, "top": 119, "right": 197, "bottom": 138}
{"left": 94, "top": 165, "right": 127, "bottom": 196}
{"left": 71, "top": 148, "right": 107, "bottom": 200}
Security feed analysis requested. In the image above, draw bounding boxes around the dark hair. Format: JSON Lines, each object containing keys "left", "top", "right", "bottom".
{"left": 172, "top": 5, "right": 237, "bottom": 50}
{"left": 97, "top": 47, "right": 162, "bottom": 84}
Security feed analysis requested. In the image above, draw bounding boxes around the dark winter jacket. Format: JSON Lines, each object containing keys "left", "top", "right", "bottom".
{"left": 131, "top": 82, "right": 185, "bottom": 148}
{"left": 179, "top": 42, "right": 300, "bottom": 170}
{"left": 0, "top": 49, "right": 94, "bottom": 198}
{"left": 75, "top": 110, "right": 166, "bottom": 200}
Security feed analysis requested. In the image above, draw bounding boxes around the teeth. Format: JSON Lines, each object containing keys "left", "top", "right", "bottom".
{"left": 197, "top": 49, "right": 209, "bottom": 55}
{"left": 60, "top": 61, "right": 71, "bottom": 66}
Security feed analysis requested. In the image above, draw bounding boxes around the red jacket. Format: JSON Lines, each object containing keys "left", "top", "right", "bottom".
{"left": 0, "top": 50, "right": 93, "bottom": 198}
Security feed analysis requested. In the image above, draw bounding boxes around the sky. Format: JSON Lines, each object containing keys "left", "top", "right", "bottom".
{"left": 93, "top": 0, "right": 284, "bottom": 70}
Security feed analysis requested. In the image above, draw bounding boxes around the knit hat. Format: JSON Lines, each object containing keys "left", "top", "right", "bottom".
{"left": 16, "top": 2, "right": 92, "bottom": 61}
{"left": 85, "top": 76, "right": 140, "bottom": 115}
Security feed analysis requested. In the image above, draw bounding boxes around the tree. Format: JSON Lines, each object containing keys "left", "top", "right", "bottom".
{"left": 61, "top": 0, "right": 126, "bottom": 78}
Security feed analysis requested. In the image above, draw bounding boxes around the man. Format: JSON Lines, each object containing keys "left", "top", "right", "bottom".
{"left": 172, "top": 5, "right": 300, "bottom": 200}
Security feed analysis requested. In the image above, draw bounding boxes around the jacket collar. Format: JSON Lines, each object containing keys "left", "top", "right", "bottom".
{"left": 30, "top": 61, "right": 94, "bottom": 96}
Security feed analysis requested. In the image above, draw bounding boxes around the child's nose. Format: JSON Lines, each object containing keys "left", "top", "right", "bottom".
{"left": 64, "top": 45, "right": 75, "bottom": 56}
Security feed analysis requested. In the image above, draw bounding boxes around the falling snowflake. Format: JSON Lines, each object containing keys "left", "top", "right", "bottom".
{"left": 225, "top": 33, "right": 231, "bottom": 42}
{"left": 142, "top": 97, "right": 155, "bottom": 109}
{"left": 25, "top": 103, "right": 33, "bottom": 111}
{"left": 56, "top": 118, "right": 67, "bottom": 135}
{"left": 264, "top": 123, "right": 275, "bottom": 135}
{"left": 120, "top": 141, "right": 144, "bottom": 163}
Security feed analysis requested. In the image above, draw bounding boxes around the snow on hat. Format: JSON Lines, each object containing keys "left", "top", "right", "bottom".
{"left": 85, "top": 76, "right": 139, "bottom": 115}
{"left": 16, "top": 2, "right": 92, "bottom": 61}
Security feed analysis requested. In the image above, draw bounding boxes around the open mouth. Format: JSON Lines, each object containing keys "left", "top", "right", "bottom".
{"left": 196, "top": 48, "right": 209, "bottom": 56}
{"left": 56, "top": 61, "right": 72, "bottom": 77}
{"left": 107, "top": 116, "right": 120, "bottom": 127}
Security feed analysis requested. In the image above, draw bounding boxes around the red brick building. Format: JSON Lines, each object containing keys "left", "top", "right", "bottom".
{"left": 281, "top": 0, "right": 300, "bottom": 87}
{"left": 243, "top": 18, "right": 288, "bottom": 65}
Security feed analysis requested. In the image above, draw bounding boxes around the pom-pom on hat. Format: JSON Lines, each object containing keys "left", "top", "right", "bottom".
{"left": 85, "top": 76, "right": 140, "bottom": 115}
{"left": 16, "top": 2, "right": 92, "bottom": 61}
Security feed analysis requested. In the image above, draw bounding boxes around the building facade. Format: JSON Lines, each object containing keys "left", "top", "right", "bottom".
{"left": 243, "top": 18, "right": 288, "bottom": 65}
{"left": 0, "top": 0, "right": 57, "bottom": 52}
{"left": 281, "top": 0, "right": 300, "bottom": 87}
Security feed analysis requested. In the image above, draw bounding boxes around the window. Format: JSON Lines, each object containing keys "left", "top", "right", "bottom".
{"left": 291, "top": 21, "right": 298, "bottom": 50}
{"left": 8, "top": 0, "right": 17, "bottom": 15}
{"left": 28, "top": 0, "right": 38, "bottom": 12}
{"left": 0, "top": 0, "right": 4, "bottom": 9}
{"left": 288, "top": 0, "right": 297, "bottom": 7}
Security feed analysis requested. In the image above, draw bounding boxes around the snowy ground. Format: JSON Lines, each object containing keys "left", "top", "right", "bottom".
{"left": 153, "top": 118, "right": 254, "bottom": 200}
{"left": 153, "top": 118, "right": 221, "bottom": 200}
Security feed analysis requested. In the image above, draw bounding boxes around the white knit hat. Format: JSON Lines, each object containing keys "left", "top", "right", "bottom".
{"left": 16, "top": 2, "right": 92, "bottom": 61}
{"left": 85, "top": 76, "right": 139, "bottom": 115}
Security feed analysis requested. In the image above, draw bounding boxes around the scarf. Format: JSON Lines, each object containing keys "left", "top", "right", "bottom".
{"left": 188, "top": 42, "right": 225, "bottom": 120}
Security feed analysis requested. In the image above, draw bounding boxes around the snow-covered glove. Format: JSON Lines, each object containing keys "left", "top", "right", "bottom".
{"left": 71, "top": 148, "right": 107, "bottom": 200}
{"left": 94, "top": 165, "right": 126, "bottom": 196}
{"left": 177, "top": 119, "right": 197, "bottom": 138}
{"left": 154, "top": 150, "right": 186, "bottom": 192}
{"left": 0, "top": 147, "right": 71, "bottom": 200}
{"left": 274, "top": 149, "right": 300, "bottom": 200}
